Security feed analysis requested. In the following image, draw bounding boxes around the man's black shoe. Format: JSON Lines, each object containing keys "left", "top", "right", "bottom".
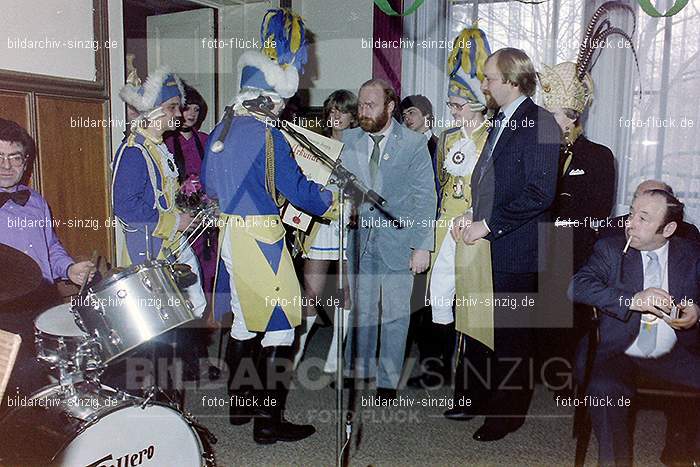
{"left": 443, "top": 407, "right": 474, "bottom": 421}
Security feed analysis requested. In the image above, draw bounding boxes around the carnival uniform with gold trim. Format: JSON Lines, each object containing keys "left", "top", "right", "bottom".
{"left": 112, "top": 68, "right": 207, "bottom": 317}
{"left": 203, "top": 13, "right": 336, "bottom": 336}
{"left": 429, "top": 27, "right": 495, "bottom": 349}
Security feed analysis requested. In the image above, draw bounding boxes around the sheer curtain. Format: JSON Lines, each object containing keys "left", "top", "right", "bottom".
{"left": 605, "top": 0, "right": 700, "bottom": 221}
{"left": 400, "top": 0, "right": 451, "bottom": 129}
{"left": 444, "top": 0, "right": 584, "bottom": 127}
{"left": 438, "top": 0, "right": 700, "bottom": 222}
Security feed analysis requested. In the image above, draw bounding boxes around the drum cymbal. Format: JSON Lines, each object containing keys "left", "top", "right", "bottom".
{"left": 0, "top": 244, "right": 43, "bottom": 304}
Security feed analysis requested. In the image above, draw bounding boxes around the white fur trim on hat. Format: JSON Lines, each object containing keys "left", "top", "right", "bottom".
{"left": 119, "top": 66, "right": 185, "bottom": 112}
{"left": 236, "top": 51, "right": 299, "bottom": 99}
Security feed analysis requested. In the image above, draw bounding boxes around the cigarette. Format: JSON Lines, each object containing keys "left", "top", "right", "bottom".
{"left": 623, "top": 236, "right": 632, "bottom": 254}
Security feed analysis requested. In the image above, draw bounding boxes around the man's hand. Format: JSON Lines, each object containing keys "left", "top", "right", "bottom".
{"left": 177, "top": 212, "right": 195, "bottom": 232}
{"left": 68, "top": 261, "right": 95, "bottom": 286}
{"left": 629, "top": 287, "right": 673, "bottom": 317}
{"left": 450, "top": 213, "right": 472, "bottom": 241}
{"left": 462, "top": 220, "right": 489, "bottom": 245}
{"left": 670, "top": 301, "right": 700, "bottom": 330}
{"left": 410, "top": 249, "right": 430, "bottom": 274}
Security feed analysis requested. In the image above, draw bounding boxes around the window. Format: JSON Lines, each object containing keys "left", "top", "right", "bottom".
{"left": 451, "top": 1, "right": 584, "bottom": 67}
{"left": 623, "top": 4, "right": 700, "bottom": 222}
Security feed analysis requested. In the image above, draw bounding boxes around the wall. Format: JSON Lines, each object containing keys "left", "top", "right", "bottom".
{"left": 218, "top": 2, "right": 279, "bottom": 115}
{"left": 218, "top": 0, "right": 373, "bottom": 110}
{"left": 293, "top": 0, "right": 374, "bottom": 106}
{"left": 0, "top": 0, "right": 97, "bottom": 81}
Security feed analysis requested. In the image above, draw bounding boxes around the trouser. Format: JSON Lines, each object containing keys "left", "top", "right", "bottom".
{"left": 344, "top": 247, "right": 413, "bottom": 389}
{"left": 584, "top": 346, "right": 700, "bottom": 466}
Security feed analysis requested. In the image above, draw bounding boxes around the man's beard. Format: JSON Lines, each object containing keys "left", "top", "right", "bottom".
{"left": 484, "top": 93, "right": 499, "bottom": 110}
{"left": 359, "top": 108, "right": 390, "bottom": 133}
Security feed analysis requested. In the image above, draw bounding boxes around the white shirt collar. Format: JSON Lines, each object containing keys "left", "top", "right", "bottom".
{"left": 499, "top": 95, "right": 527, "bottom": 120}
{"left": 422, "top": 128, "right": 433, "bottom": 140}
{"left": 641, "top": 240, "right": 669, "bottom": 266}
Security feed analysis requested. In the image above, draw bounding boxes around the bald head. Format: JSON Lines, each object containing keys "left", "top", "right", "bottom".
{"left": 633, "top": 180, "right": 673, "bottom": 199}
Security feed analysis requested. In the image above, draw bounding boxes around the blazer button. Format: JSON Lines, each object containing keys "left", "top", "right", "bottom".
{"left": 369, "top": 207, "right": 375, "bottom": 211}
{"left": 497, "top": 230, "right": 503, "bottom": 235}
{"left": 274, "top": 286, "right": 280, "bottom": 292}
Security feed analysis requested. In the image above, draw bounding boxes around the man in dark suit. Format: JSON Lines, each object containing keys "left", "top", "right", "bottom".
{"left": 598, "top": 179, "right": 700, "bottom": 244}
{"left": 451, "top": 48, "right": 561, "bottom": 441}
{"left": 569, "top": 189, "right": 700, "bottom": 466}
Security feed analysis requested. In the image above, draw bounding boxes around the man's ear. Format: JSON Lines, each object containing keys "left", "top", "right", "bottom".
{"left": 387, "top": 100, "right": 395, "bottom": 115}
{"left": 662, "top": 221, "right": 678, "bottom": 239}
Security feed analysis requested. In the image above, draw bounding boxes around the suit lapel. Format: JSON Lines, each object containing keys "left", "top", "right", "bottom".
{"left": 372, "top": 120, "right": 402, "bottom": 191}
{"left": 667, "top": 238, "right": 690, "bottom": 301}
{"left": 472, "top": 98, "right": 533, "bottom": 188}
{"left": 349, "top": 129, "right": 371, "bottom": 185}
{"left": 489, "top": 97, "right": 532, "bottom": 165}
{"left": 620, "top": 248, "right": 644, "bottom": 293}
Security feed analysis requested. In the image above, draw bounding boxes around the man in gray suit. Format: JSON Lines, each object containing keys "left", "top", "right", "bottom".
{"left": 341, "top": 79, "right": 437, "bottom": 398}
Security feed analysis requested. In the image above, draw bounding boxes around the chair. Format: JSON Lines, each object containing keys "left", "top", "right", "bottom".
{"left": 0, "top": 329, "right": 22, "bottom": 403}
{"left": 573, "top": 308, "right": 700, "bottom": 466}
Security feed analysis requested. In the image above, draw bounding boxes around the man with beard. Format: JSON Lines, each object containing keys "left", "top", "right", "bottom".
{"left": 340, "top": 79, "right": 437, "bottom": 398}
{"left": 451, "top": 48, "right": 560, "bottom": 441}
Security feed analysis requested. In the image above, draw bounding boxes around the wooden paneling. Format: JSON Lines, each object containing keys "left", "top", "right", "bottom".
{"left": 0, "top": 91, "right": 30, "bottom": 130}
{"left": 35, "top": 95, "right": 113, "bottom": 263}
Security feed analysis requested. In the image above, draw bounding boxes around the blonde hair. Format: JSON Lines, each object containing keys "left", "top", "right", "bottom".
{"left": 490, "top": 48, "right": 537, "bottom": 97}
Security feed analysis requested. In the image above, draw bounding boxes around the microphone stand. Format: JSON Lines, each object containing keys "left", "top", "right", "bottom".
{"left": 242, "top": 101, "right": 387, "bottom": 467}
{"left": 242, "top": 102, "right": 389, "bottom": 213}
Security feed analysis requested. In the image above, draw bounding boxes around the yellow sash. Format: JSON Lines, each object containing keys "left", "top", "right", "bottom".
{"left": 454, "top": 238, "right": 494, "bottom": 350}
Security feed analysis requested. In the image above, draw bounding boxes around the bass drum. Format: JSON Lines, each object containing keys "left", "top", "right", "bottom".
{"left": 0, "top": 383, "right": 216, "bottom": 466}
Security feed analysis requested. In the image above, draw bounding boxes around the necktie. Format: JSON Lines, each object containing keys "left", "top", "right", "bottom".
{"left": 0, "top": 190, "right": 30, "bottom": 209}
{"left": 476, "top": 112, "right": 505, "bottom": 183}
{"left": 637, "top": 251, "right": 661, "bottom": 356}
{"left": 369, "top": 134, "right": 384, "bottom": 185}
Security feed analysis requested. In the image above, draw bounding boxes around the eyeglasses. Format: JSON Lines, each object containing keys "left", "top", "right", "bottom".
{"left": 0, "top": 154, "right": 26, "bottom": 167}
{"left": 446, "top": 102, "right": 466, "bottom": 111}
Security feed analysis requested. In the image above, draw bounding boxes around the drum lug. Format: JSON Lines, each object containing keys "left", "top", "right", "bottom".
{"left": 141, "top": 275, "right": 153, "bottom": 291}
{"left": 108, "top": 330, "right": 122, "bottom": 346}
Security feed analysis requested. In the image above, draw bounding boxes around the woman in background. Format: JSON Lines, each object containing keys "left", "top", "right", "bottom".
{"left": 165, "top": 84, "right": 217, "bottom": 295}
{"left": 294, "top": 90, "right": 357, "bottom": 374}
{"left": 164, "top": 83, "right": 216, "bottom": 384}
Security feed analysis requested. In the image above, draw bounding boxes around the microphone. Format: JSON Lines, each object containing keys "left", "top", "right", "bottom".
{"left": 242, "top": 95, "right": 274, "bottom": 111}
{"left": 210, "top": 105, "right": 235, "bottom": 154}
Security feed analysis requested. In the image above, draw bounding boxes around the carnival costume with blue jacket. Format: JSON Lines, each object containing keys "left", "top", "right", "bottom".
{"left": 112, "top": 68, "right": 206, "bottom": 317}
{"left": 203, "top": 11, "right": 336, "bottom": 337}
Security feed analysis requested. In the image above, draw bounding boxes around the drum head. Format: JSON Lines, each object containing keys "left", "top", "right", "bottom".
{"left": 0, "top": 385, "right": 205, "bottom": 466}
{"left": 35, "top": 303, "right": 86, "bottom": 338}
{"left": 57, "top": 403, "right": 204, "bottom": 466}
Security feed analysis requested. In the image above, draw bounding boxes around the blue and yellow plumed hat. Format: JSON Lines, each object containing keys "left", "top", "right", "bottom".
{"left": 119, "top": 66, "right": 185, "bottom": 112}
{"left": 447, "top": 25, "right": 491, "bottom": 110}
{"left": 237, "top": 8, "right": 308, "bottom": 99}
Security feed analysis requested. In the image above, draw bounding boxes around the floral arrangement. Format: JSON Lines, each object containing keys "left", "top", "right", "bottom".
{"left": 176, "top": 174, "right": 213, "bottom": 213}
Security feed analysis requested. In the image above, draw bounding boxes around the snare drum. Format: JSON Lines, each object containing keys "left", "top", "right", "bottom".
{"left": 34, "top": 303, "right": 87, "bottom": 368}
{"left": 74, "top": 261, "right": 197, "bottom": 364}
{"left": 0, "top": 383, "right": 216, "bottom": 466}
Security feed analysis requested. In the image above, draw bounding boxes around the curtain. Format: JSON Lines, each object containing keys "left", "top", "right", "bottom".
{"left": 401, "top": 0, "right": 452, "bottom": 128}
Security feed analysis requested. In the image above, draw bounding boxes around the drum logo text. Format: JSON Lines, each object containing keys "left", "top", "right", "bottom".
{"left": 86, "top": 444, "right": 155, "bottom": 467}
